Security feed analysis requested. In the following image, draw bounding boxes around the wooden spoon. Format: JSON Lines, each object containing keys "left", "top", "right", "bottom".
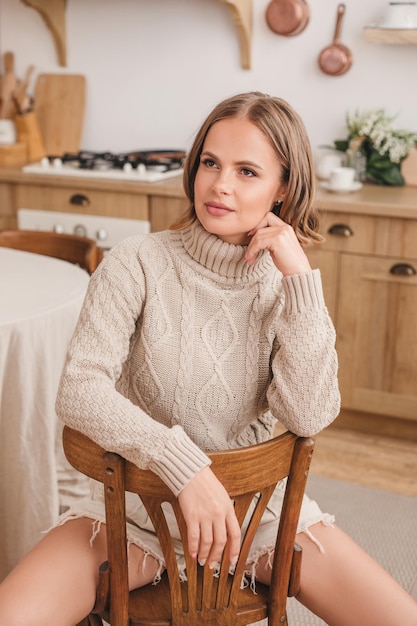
{"left": 13, "top": 65, "right": 35, "bottom": 114}
{"left": 0, "top": 52, "right": 18, "bottom": 118}
{"left": 318, "top": 4, "right": 352, "bottom": 76}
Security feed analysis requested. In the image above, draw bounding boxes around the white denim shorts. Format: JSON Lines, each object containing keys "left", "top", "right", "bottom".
{"left": 55, "top": 477, "right": 335, "bottom": 587}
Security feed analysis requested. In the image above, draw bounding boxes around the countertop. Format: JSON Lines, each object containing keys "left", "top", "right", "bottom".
{"left": 1, "top": 167, "right": 416, "bottom": 220}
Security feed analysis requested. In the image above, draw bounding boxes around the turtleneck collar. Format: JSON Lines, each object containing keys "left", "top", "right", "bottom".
{"left": 178, "top": 219, "right": 276, "bottom": 286}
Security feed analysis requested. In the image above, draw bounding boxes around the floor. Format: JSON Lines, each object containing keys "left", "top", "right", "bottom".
{"left": 309, "top": 423, "right": 417, "bottom": 497}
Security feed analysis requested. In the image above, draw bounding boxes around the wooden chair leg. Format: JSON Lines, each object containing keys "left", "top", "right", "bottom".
{"left": 288, "top": 542, "right": 303, "bottom": 597}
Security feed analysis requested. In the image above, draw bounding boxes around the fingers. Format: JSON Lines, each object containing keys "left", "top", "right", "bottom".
{"left": 245, "top": 213, "right": 311, "bottom": 275}
{"left": 190, "top": 512, "right": 241, "bottom": 569}
{"left": 244, "top": 212, "right": 285, "bottom": 265}
{"left": 226, "top": 511, "right": 242, "bottom": 567}
{"left": 178, "top": 467, "right": 241, "bottom": 568}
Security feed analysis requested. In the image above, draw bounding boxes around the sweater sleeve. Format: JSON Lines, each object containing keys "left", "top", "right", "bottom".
{"left": 56, "top": 240, "right": 211, "bottom": 497}
{"left": 266, "top": 269, "right": 341, "bottom": 436}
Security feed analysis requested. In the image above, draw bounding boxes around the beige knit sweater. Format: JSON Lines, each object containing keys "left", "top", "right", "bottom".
{"left": 56, "top": 220, "right": 340, "bottom": 496}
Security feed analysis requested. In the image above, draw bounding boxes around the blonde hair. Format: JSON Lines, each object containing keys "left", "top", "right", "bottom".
{"left": 171, "top": 91, "right": 322, "bottom": 246}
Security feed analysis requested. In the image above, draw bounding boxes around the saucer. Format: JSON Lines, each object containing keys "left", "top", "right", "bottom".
{"left": 320, "top": 181, "right": 363, "bottom": 194}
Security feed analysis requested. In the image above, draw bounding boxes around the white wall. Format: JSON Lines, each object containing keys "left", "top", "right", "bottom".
{"left": 0, "top": 0, "right": 416, "bottom": 156}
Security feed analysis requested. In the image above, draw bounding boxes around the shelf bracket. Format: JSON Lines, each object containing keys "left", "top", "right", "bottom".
{"left": 219, "top": 0, "right": 252, "bottom": 69}
{"left": 21, "top": 0, "right": 67, "bottom": 66}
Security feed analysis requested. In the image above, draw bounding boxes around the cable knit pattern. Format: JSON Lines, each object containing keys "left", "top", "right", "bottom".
{"left": 56, "top": 220, "right": 340, "bottom": 496}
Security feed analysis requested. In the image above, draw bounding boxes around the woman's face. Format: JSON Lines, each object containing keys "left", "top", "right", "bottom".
{"left": 194, "top": 116, "right": 287, "bottom": 245}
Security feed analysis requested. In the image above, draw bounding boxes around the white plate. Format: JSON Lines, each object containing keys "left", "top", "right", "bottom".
{"left": 320, "top": 181, "right": 363, "bottom": 194}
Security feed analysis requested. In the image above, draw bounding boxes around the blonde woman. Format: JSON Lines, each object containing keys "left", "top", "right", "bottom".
{"left": 1, "top": 92, "right": 416, "bottom": 626}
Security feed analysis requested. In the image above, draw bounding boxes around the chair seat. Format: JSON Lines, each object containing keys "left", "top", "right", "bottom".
{"left": 99, "top": 568, "right": 270, "bottom": 626}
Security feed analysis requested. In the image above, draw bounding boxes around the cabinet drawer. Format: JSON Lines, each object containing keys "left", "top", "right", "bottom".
{"left": 317, "top": 211, "right": 417, "bottom": 258}
{"left": 15, "top": 184, "right": 149, "bottom": 221}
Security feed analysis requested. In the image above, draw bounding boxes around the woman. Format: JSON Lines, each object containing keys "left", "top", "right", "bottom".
{"left": 0, "top": 92, "right": 416, "bottom": 626}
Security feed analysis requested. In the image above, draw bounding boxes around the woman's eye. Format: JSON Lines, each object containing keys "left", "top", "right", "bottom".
{"left": 201, "top": 158, "right": 218, "bottom": 169}
{"left": 240, "top": 167, "right": 256, "bottom": 177}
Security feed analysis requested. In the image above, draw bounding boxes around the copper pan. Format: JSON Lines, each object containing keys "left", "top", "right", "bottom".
{"left": 266, "top": 0, "right": 310, "bottom": 37}
{"left": 318, "top": 3, "right": 352, "bottom": 76}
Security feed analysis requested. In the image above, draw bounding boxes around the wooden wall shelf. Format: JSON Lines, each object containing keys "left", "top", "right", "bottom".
{"left": 21, "top": 0, "right": 67, "bottom": 66}
{"left": 220, "top": 0, "right": 252, "bottom": 69}
{"left": 21, "top": 0, "right": 252, "bottom": 70}
{"left": 364, "top": 27, "right": 417, "bottom": 45}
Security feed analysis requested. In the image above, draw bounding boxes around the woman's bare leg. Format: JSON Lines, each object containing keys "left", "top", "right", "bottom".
{"left": 0, "top": 517, "right": 161, "bottom": 626}
{"left": 256, "top": 521, "right": 417, "bottom": 626}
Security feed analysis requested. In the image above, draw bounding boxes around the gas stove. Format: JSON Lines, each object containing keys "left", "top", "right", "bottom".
{"left": 22, "top": 149, "right": 186, "bottom": 183}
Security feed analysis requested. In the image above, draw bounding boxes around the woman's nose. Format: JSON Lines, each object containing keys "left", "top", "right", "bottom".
{"left": 212, "top": 169, "right": 233, "bottom": 193}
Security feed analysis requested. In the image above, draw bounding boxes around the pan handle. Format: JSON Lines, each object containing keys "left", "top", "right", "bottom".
{"left": 333, "top": 3, "right": 346, "bottom": 45}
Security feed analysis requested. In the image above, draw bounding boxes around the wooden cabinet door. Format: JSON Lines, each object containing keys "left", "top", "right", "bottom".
{"left": 306, "top": 246, "right": 339, "bottom": 323}
{"left": 0, "top": 182, "right": 16, "bottom": 229}
{"left": 336, "top": 253, "right": 417, "bottom": 421}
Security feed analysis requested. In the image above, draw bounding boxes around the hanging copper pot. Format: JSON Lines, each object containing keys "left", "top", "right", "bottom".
{"left": 266, "top": 0, "right": 310, "bottom": 37}
{"left": 318, "top": 3, "right": 353, "bottom": 76}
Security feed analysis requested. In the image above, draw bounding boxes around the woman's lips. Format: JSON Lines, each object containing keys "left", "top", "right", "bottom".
{"left": 205, "top": 202, "right": 233, "bottom": 217}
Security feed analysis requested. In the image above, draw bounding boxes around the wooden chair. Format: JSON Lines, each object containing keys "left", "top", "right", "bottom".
{"left": 63, "top": 426, "right": 315, "bottom": 626}
{"left": 0, "top": 229, "right": 103, "bottom": 274}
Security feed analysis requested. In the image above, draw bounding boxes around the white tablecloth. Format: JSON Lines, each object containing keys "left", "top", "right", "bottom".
{"left": 0, "top": 248, "right": 90, "bottom": 581}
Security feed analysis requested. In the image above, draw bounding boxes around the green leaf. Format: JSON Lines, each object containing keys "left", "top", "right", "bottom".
{"left": 334, "top": 140, "right": 349, "bottom": 152}
{"left": 367, "top": 163, "right": 404, "bottom": 186}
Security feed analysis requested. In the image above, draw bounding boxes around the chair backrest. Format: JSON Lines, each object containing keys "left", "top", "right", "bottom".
{"left": 63, "top": 426, "right": 314, "bottom": 626}
{"left": 0, "top": 229, "right": 103, "bottom": 274}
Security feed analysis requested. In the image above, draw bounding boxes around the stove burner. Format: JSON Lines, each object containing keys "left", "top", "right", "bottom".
{"left": 47, "top": 150, "right": 186, "bottom": 172}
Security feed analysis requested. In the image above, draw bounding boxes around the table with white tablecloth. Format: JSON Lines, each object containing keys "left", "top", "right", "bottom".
{"left": 0, "top": 248, "right": 91, "bottom": 581}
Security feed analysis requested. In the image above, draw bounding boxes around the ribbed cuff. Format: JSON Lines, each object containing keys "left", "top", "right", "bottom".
{"left": 149, "top": 426, "right": 211, "bottom": 496}
{"left": 282, "top": 269, "right": 325, "bottom": 315}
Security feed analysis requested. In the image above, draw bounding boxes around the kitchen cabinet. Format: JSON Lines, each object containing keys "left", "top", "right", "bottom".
{"left": 0, "top": 181, "right": 16, "bottom": 230}
{"left": 307, "top": 209, "right": 417, "bottom": 424}
{"left": 150, "top": 195, "right": 188, "bottom": 232}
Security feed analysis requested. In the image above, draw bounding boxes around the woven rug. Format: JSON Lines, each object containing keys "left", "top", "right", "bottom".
{"left": 281, "top": 474, "right": 417, "bottom": 625}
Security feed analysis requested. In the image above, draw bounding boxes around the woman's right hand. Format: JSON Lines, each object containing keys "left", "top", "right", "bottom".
{"left": 178, "top": 466, "right": 241, "bottom": 568}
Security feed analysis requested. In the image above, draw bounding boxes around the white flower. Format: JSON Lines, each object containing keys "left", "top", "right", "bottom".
{"left": 346, "top": 108, "right": 417, "bottom": 163}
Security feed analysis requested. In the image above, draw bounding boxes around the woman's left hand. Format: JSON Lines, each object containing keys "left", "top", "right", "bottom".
{"left": 244, "top": 212, "right": 311, "bottom": 276}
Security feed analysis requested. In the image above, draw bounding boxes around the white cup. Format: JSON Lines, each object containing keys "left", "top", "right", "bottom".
{"left": 380, "top": 2, "right": 417, "bottom": 28}
{"left": 0, "top": 119, "right": 17, "bottom": 145}
{"left": 328, "top": 167, "right": 356, "bottom": 191}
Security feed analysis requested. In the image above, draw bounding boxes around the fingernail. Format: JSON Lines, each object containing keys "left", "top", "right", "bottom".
{"left": 198, "top": 559, "right": 206, "bottom": 567}
{"left": 191, "top": 553, "right": 197, "bottom": 560}
{"left": 209, "top": 561, "right": 217, "bottom": 570}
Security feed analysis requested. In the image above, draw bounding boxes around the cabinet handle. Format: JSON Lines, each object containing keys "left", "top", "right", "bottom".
{"left": 389, "top": 263, "right": 416, "bottom": 277}
{"left": 70, "top": 193, "right": 90, "bottom": 207}
{"left": 328, "top": 223, "right": 353, "bottom": 238}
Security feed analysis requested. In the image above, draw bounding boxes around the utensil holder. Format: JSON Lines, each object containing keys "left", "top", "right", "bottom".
{"left": 15, "top": 112, "right": 46, "bottom": 163}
